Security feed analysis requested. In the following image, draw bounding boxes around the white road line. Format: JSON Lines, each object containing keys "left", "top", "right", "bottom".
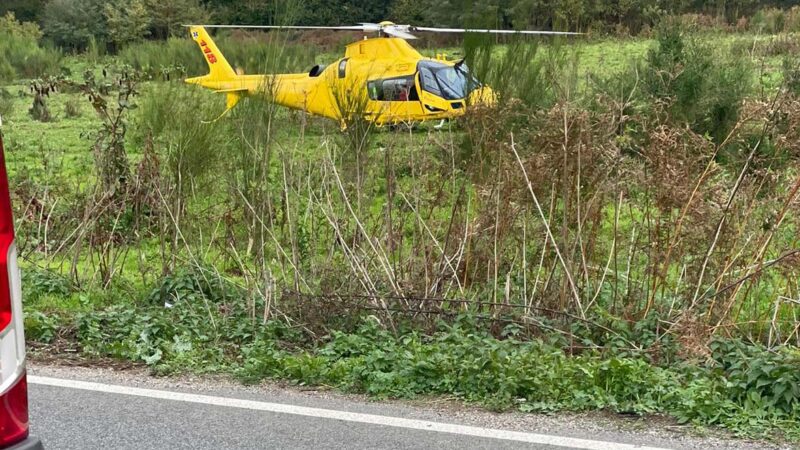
{"left": 29, "top": 375, "right": 670, "bottom": 450}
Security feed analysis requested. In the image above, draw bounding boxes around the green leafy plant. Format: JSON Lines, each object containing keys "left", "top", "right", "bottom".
{"left": 23, "top": 310, "right": 62, "bottom": 344}
{"left": 22, "top": 267, "right": 74, "bottom": 299}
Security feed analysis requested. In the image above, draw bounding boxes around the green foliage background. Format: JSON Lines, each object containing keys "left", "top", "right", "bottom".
{"left": 3, "top": 0, "right": 800, "bottom": 51}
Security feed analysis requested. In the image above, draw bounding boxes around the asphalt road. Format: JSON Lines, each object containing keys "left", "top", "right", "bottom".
{"left": 30, "top": 383, "right": 571, "bottom": 450}
{"left": 25, "top": 365, "right": 784, "bottom": 450}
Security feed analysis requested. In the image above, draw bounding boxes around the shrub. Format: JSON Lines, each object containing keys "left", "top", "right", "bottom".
{"left": 134, "top": 83, "right": 226, "bottom": 193}
{"left": 786, "top": 6, "right": 800, "bottom": 32}
{"left": 751, "top": 8, "right": 786, "bottom": 34}
{"left": 22, "top": 267, "right": 74, "bottom": 299}
{"left": 763, "top": 35, "right": 800, "bottom": 57}
{"left": 28, "top": 95, "right": 52, "bottom": 123}
{"left": 0, "top": 59, "right": 15, "bottom": 83}
{"left": 463, "top": 35, "right": 572, "bottom": 110}
{"left": 0, "top": 13, "right": 61, "bottom": 81}
{"left": 711, "top": 340, "right": 800, "bottom": 416}
{"left": 118, "top": 37, "right": 199, "bottom": 78}
{"left": 785, "top": 58, "right": 800, "bottom": 96}
{"left": 23, "top": 311, "right": 62, "bottom": 344}
{"left": 0, "top": 88, "right": 13, "bottom": 121}
{"left": 676, "top": 13, "right": 722, "bottom": 32}
{"left": 642, "top": 23, "right": 752, "bottom": 143}
{"left": 147, "top": 265, "right": 244, "bottom": 307}
{"left": 64, "top": 98, "right": 81, "bottom": 118}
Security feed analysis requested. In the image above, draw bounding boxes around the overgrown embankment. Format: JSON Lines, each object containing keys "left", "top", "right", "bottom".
{"left": 22, "top": 268, "right": 800, "bottom": 439}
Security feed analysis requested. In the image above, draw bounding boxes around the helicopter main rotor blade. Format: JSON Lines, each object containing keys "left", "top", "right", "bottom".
{"left": 184, "top": 24, "right": 371, "bottom": 31}
{"left": 411, "top": 26, "right": 582, "bottom": 35}
{"left": 383, "top": 26, "right": 418, "bottom": 39}
{"left": 182, "top": 23, "right": 581, "bottom": 39}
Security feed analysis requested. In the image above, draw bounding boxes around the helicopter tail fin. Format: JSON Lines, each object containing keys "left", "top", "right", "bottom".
{"left": 187, "top": 26, "right": 237, "bottom": 81}
{"left": 185, "top": 26, "right": 246, "bottom": 117}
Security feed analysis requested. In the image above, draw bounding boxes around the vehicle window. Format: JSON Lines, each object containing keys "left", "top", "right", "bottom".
{"left": 383, "top": 78, "right": 410, "bottom": 101}
{"left": 367, "top": 76, "right": 418, "bottom": 101}
{"left": 419, "top": 68, "right": 441, "bottom": 97}
{"left": 338, "top": 59, "right": 348, "bottom": 78}
{"left": 435, "top": 67, "right": 464, "bottom": 99}
{"left": 417, "top": 61, "right": 480, "bottom": 100}
{"left": 367, "top": 80, "right": 383, "bottom": 100}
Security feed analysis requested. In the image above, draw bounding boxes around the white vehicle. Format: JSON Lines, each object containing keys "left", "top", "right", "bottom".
{"left": 0, "top": 133, "right": 43, "bottom": 450}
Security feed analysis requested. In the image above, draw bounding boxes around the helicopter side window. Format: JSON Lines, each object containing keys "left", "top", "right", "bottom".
{"left": 367, "top": 76, "right": 418, "bottom": 102}
{"left": 368, "top": 80, "right": 382, "bottom": 100}
{"left": 419, "top": 68, "right": 442, "bottom": 97}
{"left": 338, "top": 58, "right": 348, "bottom": 78}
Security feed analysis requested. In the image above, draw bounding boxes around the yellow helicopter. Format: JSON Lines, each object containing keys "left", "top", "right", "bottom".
{"left": 185, "top": 22, "right": 579, "bottom": 125}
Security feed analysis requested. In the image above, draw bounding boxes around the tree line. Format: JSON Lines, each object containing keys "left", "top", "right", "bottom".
{"left": 1, "top": 0, "right": 798, "bottom": 50}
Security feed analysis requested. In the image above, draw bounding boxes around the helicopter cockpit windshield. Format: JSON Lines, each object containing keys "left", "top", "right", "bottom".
{"left": 417, "top": 61, "right": 480, "bottom": 101}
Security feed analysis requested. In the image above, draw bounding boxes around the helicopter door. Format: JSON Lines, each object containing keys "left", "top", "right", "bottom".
{"left": 366, "top": 75, "right": 424, "bottom": 123}
{"left": 417, "top": 66, "right": 452, "bottom": 115}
